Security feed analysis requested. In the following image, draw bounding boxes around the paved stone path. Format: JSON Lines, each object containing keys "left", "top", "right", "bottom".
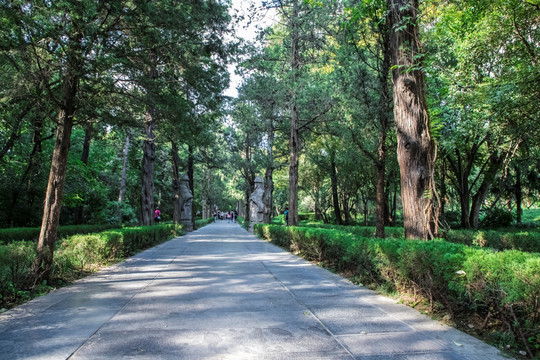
{"left": 0, "top": 222, "right": 510, "bottom": 359}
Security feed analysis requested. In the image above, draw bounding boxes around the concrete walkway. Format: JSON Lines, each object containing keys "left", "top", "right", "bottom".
{"left": 0, "top": 222, "right": 509, "bottom": 359}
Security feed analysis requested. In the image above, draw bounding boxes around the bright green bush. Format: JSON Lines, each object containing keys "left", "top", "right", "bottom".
{"left": 446, "top": 229, "right": 540, "bottom": 253}
{"left": 195, "top": 217, "right": 214, "bottom": 228}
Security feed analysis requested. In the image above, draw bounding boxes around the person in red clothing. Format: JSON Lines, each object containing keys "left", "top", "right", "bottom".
{"left": 154, "top": 207, "right": 161, "bottom": 223}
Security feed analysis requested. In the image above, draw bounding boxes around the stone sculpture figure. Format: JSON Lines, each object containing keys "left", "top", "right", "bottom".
{"left": 179, "top": 174, "right": 193, "bottom": 232}
{"left": 249, "top": 176, "right": 265, "bottom": 230}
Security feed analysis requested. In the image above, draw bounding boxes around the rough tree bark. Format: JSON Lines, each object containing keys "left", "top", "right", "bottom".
{"left": 117, "top": 134, "right": 130, "bottom": 223}
{"left": 31, "top": 35, "right": 81, "bottom": 282}
{"left": 375, "top": 21, "right": 392, "bottom": 238}
{"left": 469, "top": 150, "right": 504, "bottom": 228}
{"left": 171, "top": 141, "right": 182, "bottom": 224}
{"left": 141, "top": 104, "right": 156, "bottom": 225}
{"left": 387, "top": 0, "right": 438, "bottom": 239}
{"left": 515, "top": 165, "right": 522, "bottom": 224}
{"left": 188, "top": 145, "right": 195, "bottom": 229}
{"left": 140, "top": 53, "right": 157, "bottom": 226}
{"left": 288, "top": 0, "right": 300, "bottom": 227}
{"left": 330, "top": 150, "right": 343, "bottom": 225}
{"left": 75, "top": 124, "right": 92, "bottom": 224}
{"left": 263, "top": 115, "right": 275, "bottom": 223}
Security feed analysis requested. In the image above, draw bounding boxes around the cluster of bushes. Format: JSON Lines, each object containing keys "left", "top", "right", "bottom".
{"left": 254, "top": 224, "right": 540, "bottom": 357}
{"left": 0, "top": 224, "right": 118, "bottom": 244}
{"left": 297, "top": 222, "right": 540, "bottom": 254}
{"left": 445, "top": 229, "right": 540, "bottom": 253}
{"left": 297, "top": 222, "right": 405, "bottom": 239}
{"left": 0, "top": 224, "right": 184, "bottom": 309}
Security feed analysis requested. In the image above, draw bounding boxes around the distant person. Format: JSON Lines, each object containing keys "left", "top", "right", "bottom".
{"left": 196, "top": 210, "right": 201, "bottom": 217}
{"left": 233, "top": 210, "right": 237, "bottom": 223}
{"left": 213, "top": 211, "right": 218, "bottom": 222}
{"left": 154, "top": 207, "right": 161, "bottom": 224}
{"left": 227, "top": 211, "right": 231, "bottom": 223}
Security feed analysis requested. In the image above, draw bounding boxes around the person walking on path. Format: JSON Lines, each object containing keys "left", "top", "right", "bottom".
{"left": 154, "top": 207, "right": 161, "bottom": 224}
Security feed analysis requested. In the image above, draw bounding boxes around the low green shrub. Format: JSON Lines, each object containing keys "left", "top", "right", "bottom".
{"left": 481, "top": 208, "right": 513, "bottom": 228}
{"left": 271, "top": 215, "right": 285, "bottom": 225}
{"left": 0, "top": 224, "right": 118, "bottom": 244}
{"left": 296, "top": 222, "right": 404, "bottom": 239}
{"left": 195, "top": 217, "right": 214, "bottom": 228}
{"left": 253, "top": 224, "right": 540, "bottom": 354}
{"left": 446, "top": 229, "right": 540, "bottom": 253}
{"left": 237, "top": 217, "right": 250, "bottom": 230}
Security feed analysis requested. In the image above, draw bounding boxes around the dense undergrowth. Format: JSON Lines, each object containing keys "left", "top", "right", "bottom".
{"left": 254, "top": 223, "right": 540, "bottom": 359}
{"left": 0, "top": 219, "right": 212, "bottom": 311}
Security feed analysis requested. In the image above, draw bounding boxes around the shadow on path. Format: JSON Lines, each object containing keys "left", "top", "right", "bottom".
{"left": 0, "top": 222, "right": 510, "bottom": 359}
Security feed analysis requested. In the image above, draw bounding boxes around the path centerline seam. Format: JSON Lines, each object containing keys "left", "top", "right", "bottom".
{"left": 259, "top": 261, "right": 356, "bottom": 360}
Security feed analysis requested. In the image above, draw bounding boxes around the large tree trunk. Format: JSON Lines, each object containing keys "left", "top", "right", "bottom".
{"left": 171, "top": 141, "right": 182, "bottom": 224}
{"left": 314, "top": 182, "right": 322, "bottom": 221}
{"left": 31, "top": 70, "right": 78, "bottom": 283}
{"left": 140, "top": 54, "right": 157, "bottom": 226}
{"left": 117, "top": 134, "right": 130, "bottom": 223}
{"left": 446, "top": 149, "right": 472, "bottom": 228}
{"left": 387, "top": 0, "right": 437, "bottom": 239}
{"left": 439, "top": 158, "right": 447, "bottom": 219}
{"left": 141, "top": 105, "right": 156, "bottom": 225}
{"left": 288, "top": 0, "right": 300, "bottom": 227}
{"left": 330, "top": 151, "right": 343, "bottom": 225}
{"left": 469, "top": 151, "right": 504, "bottom": 228}
{"left": 375, "top": 161, "right": 386, "bottom": 236}
{"left": 263, "top": 167, "right": 274, "bottom": 223}
{"left": 342, "top": 192, "right": 351, "bottom": 225}
{"left": 188, "top": 145, "right": 195, "bottom": 229}
{"left": 375, "top": 13, "right": 392, "bottom": 238}
{"left": 75, "top": 125, "right": 92, "bottom": 224}
{"left": 515, "top": 165, "right": 522, "bottom": 224}
{"left": 263, "top": 117, "right": 275, "bottom": 224}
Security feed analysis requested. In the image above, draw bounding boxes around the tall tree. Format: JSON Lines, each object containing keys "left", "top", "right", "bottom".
{"left": 118, "top": 0, "right": 231, "bottom": 225}
{"left": 386, "top": 0, "right": 438, "bottom": 239}
{"left": 337, "top": 0, "right": 393, "bottom": 236}
{"left": 0, "top": 2, "right": 128, "bottom": 282}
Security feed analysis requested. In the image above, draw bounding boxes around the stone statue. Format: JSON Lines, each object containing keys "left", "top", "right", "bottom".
{"left": 179, "top": 174, "right": 193, "bottom": 232}
{"left": 250, "top": 176, "right": 265, "bottom": 230}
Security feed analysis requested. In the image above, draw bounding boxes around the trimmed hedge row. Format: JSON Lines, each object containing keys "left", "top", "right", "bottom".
{"left": 254, "top": 224, "right": 540, "bottom": 356}
{"left": 445, "top": 229, "right": 540, "bottom": 253}
{"left": 0, "top": 224, "right": 183, "bottom": 308}
{"left": 297, "top": 222, "right": 405, "bottom": 239}
{"left": 298, "top": 222, "right": 540, "bottom": 253}
{"left": 195, "top": 217, "right": 215, "bottom": 228}
{"left": 0, "top": 224, "right": 118, "bottom": 244}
